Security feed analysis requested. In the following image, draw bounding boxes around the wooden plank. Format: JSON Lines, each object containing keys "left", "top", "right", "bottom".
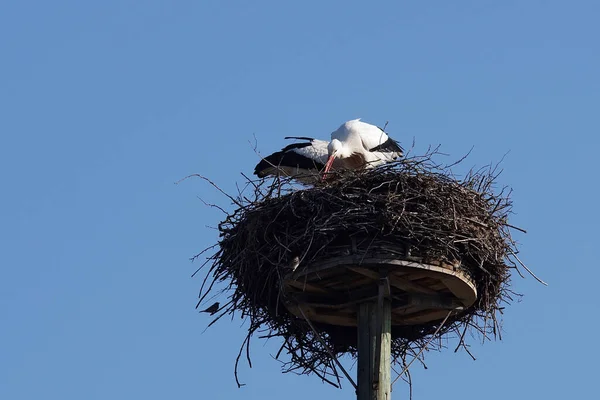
{"left": 442, "top": 277, "right": 477, "bottom": 307}
{"left": 391, "top": 306, "right": 421, "bottom": 325}
{"left": 348, "top": 267, "right": 381, "bottom": 280}
{"left": 290, "top": 253, "right": 469, "bottom": 287}
{"left": 392, "top": 305, "right": 420, "bottom": 315}
{"left": 427, "top": 281, "right": 450, "bottom": 291}
{"left": 285, "top": 304, "right": 357, "bottom": 326}
{"left": 378, "top": 300, "right": 391, "bottom": 400}
{"left": 395, "top": 309, "right": 450, "bottom": 325}
{"left": 285, "top": 279, "right": 328, "bottom": 294}
{"left": 389, "top": 274, "right": 440, "bottom": 295}
{"left": 392, "top": 266, "right": 457, "bottom": 281}
{"left": 325, "top": 276, "right": 374, "bottom": 291}
{"left": 351, "top": 267, "right": 438, "bottom": 295}
{"left": 303, "top": 266, "right": 347, "bottom": 282}
{"left": 357, "top": 301, "right": 391, "bottom": 400}
{"left": 357, "top": 303, "right": 373, "bottom": 400}
{"left": 311, "top": 310, "right": 357, "bottom": 326}
{"left": 398, "top": 270, "right": 438, "bottom": 281}
{"left": 405, "top": 293, "right": 462, "bottom": 310}
{"left": 289, "top": 286, "right": 378, "bottom": 309}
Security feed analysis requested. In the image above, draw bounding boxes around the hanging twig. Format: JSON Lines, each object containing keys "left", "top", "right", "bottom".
{"left": 509, "top": 250, "right": 548, "bottom": 286}
{"left": 298, "top": 307, "right": 358, "bottom": 390}
{"left": 391, "top": 309, "right": 457, "bottom": 387}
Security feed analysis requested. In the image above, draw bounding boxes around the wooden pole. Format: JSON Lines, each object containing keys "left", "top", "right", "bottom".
{"left": 357, "top": 299, "right": 391, "bottom": 400}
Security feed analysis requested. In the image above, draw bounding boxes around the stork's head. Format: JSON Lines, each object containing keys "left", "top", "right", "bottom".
{"left": 322, "top": 139, "right": 344, "bottom": 179}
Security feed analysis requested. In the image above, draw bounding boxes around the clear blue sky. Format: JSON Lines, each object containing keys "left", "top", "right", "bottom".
{"left": 1, "top": 1, "right": 597, "bottom": 399}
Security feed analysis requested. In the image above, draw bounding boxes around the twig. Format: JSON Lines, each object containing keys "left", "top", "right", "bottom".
{"left": 298, "top": 307, "right": 358, "bottom": 390}
{"left": 509, "top": 250, "right": 548, "bottom": 286}
{"left": 391, "top": 309, "right": 457, "bottom": 387}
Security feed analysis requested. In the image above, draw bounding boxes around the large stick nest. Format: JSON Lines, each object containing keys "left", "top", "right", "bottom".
{"left": 192, "top": 149, "right": 529, "bottom": 388}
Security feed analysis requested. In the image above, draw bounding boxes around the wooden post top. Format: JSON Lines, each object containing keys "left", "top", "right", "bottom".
{"left": 282, "top": 254, "right": 477, "bottom": 327}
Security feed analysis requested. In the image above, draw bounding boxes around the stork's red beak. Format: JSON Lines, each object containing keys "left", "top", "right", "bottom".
{"left": 322, "top": 154, "right": 336, "bottom": 180}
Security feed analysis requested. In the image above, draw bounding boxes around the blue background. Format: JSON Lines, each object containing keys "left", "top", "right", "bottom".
{"left": 1, "top": 1, "right": 597, "bottom": 399}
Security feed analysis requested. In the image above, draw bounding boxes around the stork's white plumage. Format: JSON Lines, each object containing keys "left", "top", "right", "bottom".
{"left": 324, "top": 119, "right": 404, "bottom": 175}
{"left": 254, "top": 119, "right": 403, "bottom": 183}
{"left": 253, "top": 137, "right": 330, "bottom": 184}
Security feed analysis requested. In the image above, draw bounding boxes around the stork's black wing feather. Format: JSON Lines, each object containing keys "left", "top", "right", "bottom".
{"left": 369, "top": 137, "right": 404, "bottom": 155}
{"left": 254, "top": 144, "right": 326, "bottom": 177}
{"left": 284, "top": 136, "right": 317, "bottom": 141}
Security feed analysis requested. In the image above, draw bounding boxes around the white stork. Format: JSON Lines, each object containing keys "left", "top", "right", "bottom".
{"left": 324, "top": 119, "right": 404, "bottom": 175}
{"left": 254, "top": 119, "right": 403, "bottom": 182}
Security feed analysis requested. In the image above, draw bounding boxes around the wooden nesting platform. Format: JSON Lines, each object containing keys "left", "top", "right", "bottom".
{"left": 282, "top": 255, "right": 477, "bottom": 327}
